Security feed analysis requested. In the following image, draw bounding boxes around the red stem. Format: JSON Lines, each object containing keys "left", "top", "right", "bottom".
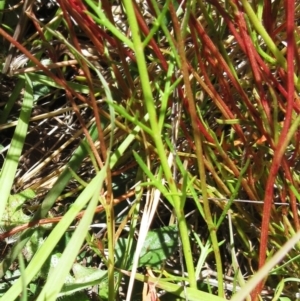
{"left": 207, "top": 0, "right": 300, "bottom": 114}
{"left": 132, "top": 1, "right": 214, "bottom": 142}
{"left": 233, "top": 2, "right": 272, "bottom": 123}
{"left": 253, "top": 0, "right": 296, "bottom": 298}
{"left": 263, "top": 0, "right": 273, "bottom": 37}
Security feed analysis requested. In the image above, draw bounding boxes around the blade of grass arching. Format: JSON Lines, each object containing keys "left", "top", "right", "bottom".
{"left": 231, "top": 231, "right": 300, "bottom": 301}
{"left": 123, "top": 0, "right": 196, "bottom": 290}
{"left": 1, "top": 167, "right": 107, "bottom": 301}
{"left": 0, "top": 74, "right": 33, "bottom": 223}
{"left": 0, "top": 123, "right": 98, "bottom": 278}
{"left": 36, "top": 175, "right": 103, "bottom": 301}
{"left": 46, "top": 3, "right": 195, "bottom": 294}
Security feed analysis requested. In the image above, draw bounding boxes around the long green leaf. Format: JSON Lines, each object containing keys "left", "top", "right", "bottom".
{"left": 36, "top": 171, "right": 104, "bottom": 301}
{"left": 1, "top": 167, "right": 106, "bottom": 301}
{"left": 0, "top": 75, "right": 33, "bottom": 223}
{"left": 0, "top": 123, "right": 98, "bottom": 278}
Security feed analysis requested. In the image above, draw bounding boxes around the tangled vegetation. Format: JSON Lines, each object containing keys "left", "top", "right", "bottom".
{"left": 0, "top": 0, "right": 299, "bottom": 300}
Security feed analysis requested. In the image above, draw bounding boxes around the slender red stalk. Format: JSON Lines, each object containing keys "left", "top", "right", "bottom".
{"left": 233, "top": 2, "right": 272, "bottom": 123}
{"left": 253, "top": 0, "right": 296, "bottom": 299}
{"left": 263, "top": 0, "right": 273, "bottom": 37}
{"left": 132, "top": 1, "right": 214, "bottom": 143}
{"left": 0, "top": 28, "right": 88, "bottom": 105}
{"left": 62, "top": 0, "right": 136, "bottom": 61}
{"left": 0, "top": 191, "right": 134, "bottom": 241}
{"left": 206, "top": 0, "right": 300, "bottom": 114}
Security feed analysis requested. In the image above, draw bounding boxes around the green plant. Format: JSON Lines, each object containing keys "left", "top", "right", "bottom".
{"left": 0, "top": 0, "right": 299, "bottom": 300}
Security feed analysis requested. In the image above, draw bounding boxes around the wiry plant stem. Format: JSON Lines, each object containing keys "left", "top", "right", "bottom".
{"left": 123, "top": 0, "right": 197, "bottom": 291}
{"left": 253, "top": 0, "right": 297, "bottom": 299}
{"left": 169, "top": 2, "right": 223, "bottom": 296}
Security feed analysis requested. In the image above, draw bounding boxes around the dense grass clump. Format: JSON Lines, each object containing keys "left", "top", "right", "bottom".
{"left": 0, "top": 1, "right": 299, "bottom": 300}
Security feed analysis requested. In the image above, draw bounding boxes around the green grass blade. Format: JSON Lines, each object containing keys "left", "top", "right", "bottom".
{"left": 0, "top": 167, "right": 106, "bottom": 301}
{"left": 36, "top": 174, "right": 104, "bottom": 301}
{"left": 0, "top": 75, "right": 33, "bottom": 222}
